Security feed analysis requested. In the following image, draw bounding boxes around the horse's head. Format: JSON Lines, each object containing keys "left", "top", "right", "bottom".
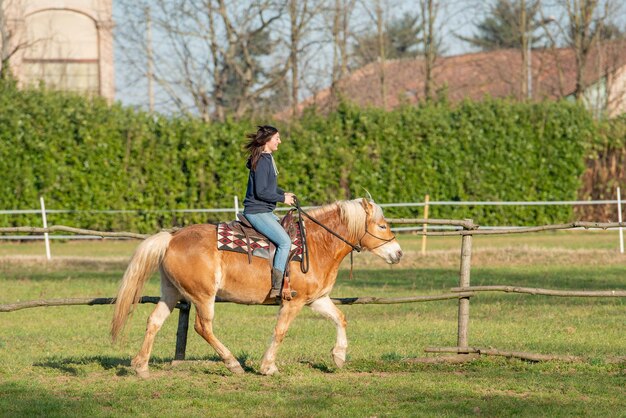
{"left": 342, "top": 198, "right": 403, "bottom": 264}
{"left": 358, "top": 199, "right": 403, "bottom": 264}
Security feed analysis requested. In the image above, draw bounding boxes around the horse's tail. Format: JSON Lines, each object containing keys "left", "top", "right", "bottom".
{"left": 111, "top": 231, "right": 172, "bottom": 342}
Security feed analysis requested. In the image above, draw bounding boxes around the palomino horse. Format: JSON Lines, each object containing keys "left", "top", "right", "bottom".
{"left": 111, "top": 198, "right": 402, "bottom": 376}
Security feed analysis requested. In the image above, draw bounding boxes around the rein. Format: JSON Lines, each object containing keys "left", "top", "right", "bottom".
{"left": 294, "top": 199, "right": 358, "bottom": 278}
{"left": 295, "top": 200, "right": 362, "bottom": 253}
{"left": 294, "top": 198, "right": 396, "bottom": 279}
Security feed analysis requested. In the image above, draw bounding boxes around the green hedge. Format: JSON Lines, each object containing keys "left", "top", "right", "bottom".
{"left": 0, "top": 81, "right": 597, "bottom": 232}
{"left": 285, "top": 100, "right": 595, "bottom": 225}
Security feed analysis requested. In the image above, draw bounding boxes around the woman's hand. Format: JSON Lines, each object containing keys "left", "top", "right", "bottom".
{"left": 283, "top": 193, "right": 296, "bottom": 206}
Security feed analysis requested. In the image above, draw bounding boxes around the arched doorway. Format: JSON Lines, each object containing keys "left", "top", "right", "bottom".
{"left": 22, "top": 9, "right": 100, "bottom": 95}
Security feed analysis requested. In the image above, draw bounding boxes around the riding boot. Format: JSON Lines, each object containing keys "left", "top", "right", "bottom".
{"left": 269, "top": 269, "right": 283, "bottom": 299}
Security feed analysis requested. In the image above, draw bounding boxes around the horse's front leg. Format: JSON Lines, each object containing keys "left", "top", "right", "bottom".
{"left": 309, "top": 296, "right": 347, "bottom": 368}
{"left": 260, "top": 300, "right": 305, "bottom": 375}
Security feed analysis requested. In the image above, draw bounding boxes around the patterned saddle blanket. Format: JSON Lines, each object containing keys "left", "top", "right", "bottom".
{"left": 217, "top": 218, "right": 304, "bottom": 262}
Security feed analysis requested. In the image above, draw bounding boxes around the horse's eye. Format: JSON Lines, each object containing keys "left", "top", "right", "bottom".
{"left": 378, "top": 224, "right": 387, "bottom": 230}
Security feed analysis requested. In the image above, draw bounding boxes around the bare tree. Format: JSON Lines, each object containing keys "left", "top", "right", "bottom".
{"left": 116, "top": 0, "right": 290, "bottom": 120}
{"left": 419, "top": 0, "right": 441, "bottom": 101}
{"left": 352, "top": 10, "right": 422, "bottom": 66}
{"left": 354, "top": 0, "right": 389, "bottom": 109}
{"left": 0, "top": 0, "right": 11, "bottom": 78}
{"left": 144, "top": 6, "right": 155, "bottom": 112}
{"left": 520, "top": 0, "right": 530, "bottom": 98}
{"left": 375, "top": 0, "right": 386, "bottom": 109}
{"left": 0, "top": 0, "right": 27, "bottom": 80}
{"left": 319, "top": 0, "right": 357, "bottom": 110}
{"left": 564, "top": 0, "right": 601, "bottom": 101}
{"left": 353, "top": 2, "right": 439, "bottom": 106}
{"left": 330, "top": 0, "right": 356, "bottom": 86}
{"left": 286, "top": 0, "right": 326, "bottom": 116}
{"left": 117, "top": 0, "right": 212, "bottom": 119}
{"left": 551, "top": 0, "right": 618, "bottom": 101}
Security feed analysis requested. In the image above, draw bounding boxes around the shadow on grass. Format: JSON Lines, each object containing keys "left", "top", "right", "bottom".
{"left": 1, "top": 368, "right": 623, "bottom": 416}
{"left": 0, "top": 381, "right": 95, "bottom": 416}
{"left": 34, "top": 355, "right": 168, "bottom": 376}
{"left": 299, "top": 360, "right": 334, "bottom": 373}
{"left": 34, "top": 352, "right": 259, "bottom": 376}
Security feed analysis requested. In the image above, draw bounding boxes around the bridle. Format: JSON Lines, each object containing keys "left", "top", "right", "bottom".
{"left": 358, "top": 219, "right": 397, "bottom": 250}
{"left": 294, "top": 198, "right": 397, "bottom": 277}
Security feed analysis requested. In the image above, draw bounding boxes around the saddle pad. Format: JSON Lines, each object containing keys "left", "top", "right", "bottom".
{"left": 217, "top": 222, "right": 303, "bottom": 262}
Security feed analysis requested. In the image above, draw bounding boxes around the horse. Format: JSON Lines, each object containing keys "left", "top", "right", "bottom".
{"left": 111, "top": 198, "right": 403, "bottom": 376}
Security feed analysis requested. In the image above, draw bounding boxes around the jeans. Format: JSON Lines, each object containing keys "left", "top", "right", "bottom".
{"left": 244, "top": 212, "right": 291, "bottom": 272}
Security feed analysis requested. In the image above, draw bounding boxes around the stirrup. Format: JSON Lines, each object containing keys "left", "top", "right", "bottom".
{"left": 280, "top": 288, "right": 297, "bottom": 301}
{"left": 269, "top": 287, "right": 281, "bottom": 299}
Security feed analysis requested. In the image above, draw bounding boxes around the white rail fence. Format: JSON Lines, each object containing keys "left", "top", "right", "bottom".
{"left": 1, "top": 190, "right": 624, "bottom": 257}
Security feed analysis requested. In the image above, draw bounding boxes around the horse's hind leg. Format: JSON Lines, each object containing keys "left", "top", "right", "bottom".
{"left": 309, "top": 296, "right": 348, "bottom": 368}
{"left": 260, "top": 300, "right": 306, "bottom": 375}
{"left": 193, "top": 298, "right": 245, "bottom": 375}
{"left": 131, "top": 272, "right": 181, "bottom": 378}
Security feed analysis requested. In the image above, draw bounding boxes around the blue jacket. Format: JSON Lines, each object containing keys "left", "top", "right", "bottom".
{"left": 243, "top": 153, "right": 285, "bottom": 214}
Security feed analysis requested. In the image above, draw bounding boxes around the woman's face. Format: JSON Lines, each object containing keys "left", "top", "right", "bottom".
{"left": 263, "top": 132, "right": 281, "bottom": 153}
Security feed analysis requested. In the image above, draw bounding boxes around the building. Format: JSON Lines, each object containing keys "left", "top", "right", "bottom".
{"left": 1, "top": 0, "right": 114, "bottom": 101}
{"left": 290, "top": 41, "right": 626, "bottom": 118}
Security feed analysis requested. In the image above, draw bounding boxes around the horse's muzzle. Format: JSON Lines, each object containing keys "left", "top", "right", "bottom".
{"left": 380, "top": 243, "right": 403, "bottom": 264}
{"left": 389, "top": 249, "right": 403, "bottom": 264}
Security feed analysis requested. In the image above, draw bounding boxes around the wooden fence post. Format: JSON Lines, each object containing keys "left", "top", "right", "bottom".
{"left": 174, "top": 301, "right": 191, "bottom": 361}
{"left": 421, "top": 194, "right": 430, "bottom": 255}
{"left": 457, "top": 220, "right": 473, "bottom": 348}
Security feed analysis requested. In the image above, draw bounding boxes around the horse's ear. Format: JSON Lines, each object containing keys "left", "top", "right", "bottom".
{"left": 360, "top": 198, "right": 373, "bottom": 216}
{"left": 362, "top": 187, "right": 374, "bottom": 201}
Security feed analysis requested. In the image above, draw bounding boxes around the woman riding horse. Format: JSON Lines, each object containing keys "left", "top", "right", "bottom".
{"left": 242, "top": 125, "right": 296, "bottom": 300}
{"left": 110, "top": 129, "right": 403, "bottom": 377}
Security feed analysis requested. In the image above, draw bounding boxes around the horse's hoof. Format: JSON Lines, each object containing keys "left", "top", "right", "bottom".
{"left": 226, "top": 361, "right": 245, "bottom": 375}
{"left": 134, "top": 367, "right": 150, "bottom": 379}
{"left": 130, "top": 356, "right": 142, "bottom": 368}
{"left": 131, "top": 357, "right": 150, "bottom": 378}
{"left": 260, "top": 363, "right": 279, "bottom": 376}
{"left": 332, "top": 349, "right": 346, "bottom": 368}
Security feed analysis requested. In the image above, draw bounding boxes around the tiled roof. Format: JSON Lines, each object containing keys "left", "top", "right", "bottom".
{"left": 288, "top": 40, "right": 626, "bottom": 115}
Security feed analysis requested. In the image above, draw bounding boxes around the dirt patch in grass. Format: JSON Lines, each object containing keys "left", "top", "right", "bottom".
{"left": 0, "top": 256, "right": 130, "bottom": 271}
{"left": 2, "top": 247, "right": 625, "bottom": 272}
{"left": 349, "top": 247, "right": 626, "bottom": 269}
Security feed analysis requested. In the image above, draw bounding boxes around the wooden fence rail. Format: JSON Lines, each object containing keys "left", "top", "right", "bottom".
{"left": 387, "top": 219, "right": 626, "bottom": 236}
{"left": 0, "top": 225, "right": 148, "bottom": 239}
{"left": 2, "top": 286, "right": 623, "bottom": 361}
{"left": 0, "top": 292, "right": 477, "bottom": 313}
{"left": 0, "top": 291, "right": 474, "bottom": 360}
{"left": 2, "top": 219, "right": 626, "bottom": 362}
{"left": 451, "top": 286, "right": 626, "bottom": 297}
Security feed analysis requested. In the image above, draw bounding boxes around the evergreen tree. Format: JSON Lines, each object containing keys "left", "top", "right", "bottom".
{"left": 217, "top": 29, "right": 276, "bottom": 113}
{"left": 460, "top": 0, "right": 544, "bottom": 51}
{"left": 352, "top": 12, "right": 423, "bottom": 67}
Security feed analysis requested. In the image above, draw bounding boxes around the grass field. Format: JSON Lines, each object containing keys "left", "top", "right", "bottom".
{"left": 0, "top": 231, "right": 625, "bottom": 417}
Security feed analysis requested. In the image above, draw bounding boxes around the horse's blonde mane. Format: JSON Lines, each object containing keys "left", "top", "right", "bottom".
{"left": 307, "top": 198, "right": 384, "bottom": 240}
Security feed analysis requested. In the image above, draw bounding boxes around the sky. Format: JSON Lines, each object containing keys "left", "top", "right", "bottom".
{"left": 110, "top": 0, "right": 624, "bottom": 112}
{"left": 111, "top": 0, "right": 484, "bottom": 110}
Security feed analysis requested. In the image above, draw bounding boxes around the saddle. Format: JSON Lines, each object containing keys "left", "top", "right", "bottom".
{"left": 217, "top": 210, "right": 303, "bottom": 272}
